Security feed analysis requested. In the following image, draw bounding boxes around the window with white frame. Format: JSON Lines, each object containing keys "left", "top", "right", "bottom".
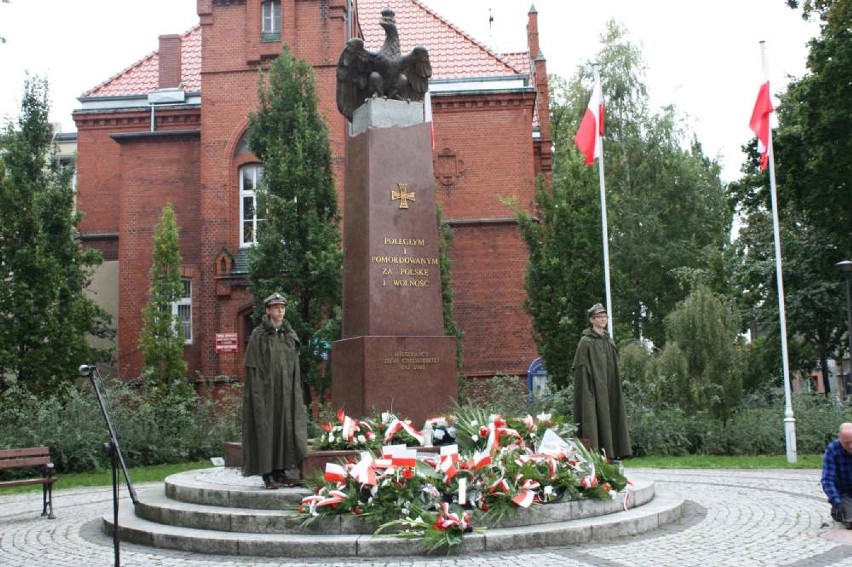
{"left": 240, "top": 164, "right": 264, "bottom": 247}
{"left": 261, "top": 0, "right": 281, "bottom": 35}
{"left": 172, "top": 279, "right": 192, "bottom": 344}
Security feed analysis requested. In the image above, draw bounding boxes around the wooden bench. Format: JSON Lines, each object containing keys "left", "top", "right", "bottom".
{"left": 0, "top": 446, "right": 57, "bottom": 518}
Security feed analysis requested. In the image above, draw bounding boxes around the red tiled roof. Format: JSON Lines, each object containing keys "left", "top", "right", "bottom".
{"left": 82, "top": 26, "right": 202, "bottom": 98}
{"left": 82, "top": 1, "right": 527, "bottom": 99}
{"left": 501, "top": 52, "right": 532, "bottom": 77}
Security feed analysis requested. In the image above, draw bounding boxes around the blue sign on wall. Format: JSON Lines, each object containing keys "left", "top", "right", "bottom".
{"left": 527, "top": 357, "right": 549, "bottom": 396}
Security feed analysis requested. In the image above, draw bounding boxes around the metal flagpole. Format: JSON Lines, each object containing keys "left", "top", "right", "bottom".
{"left": 594, "top": 67, "right": 614, "bottom": 338}
{"left": 760, "top": 41, "right": 797, "bottom": 463}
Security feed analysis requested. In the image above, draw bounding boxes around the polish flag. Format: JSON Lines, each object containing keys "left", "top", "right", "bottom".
{"left": 749, "top": 81, "right": 773, "bottom": 170}
{"left": 324, "top": 462, "right": 347, "bottom": 483}
{"left": 574, "top": 78, "right": 604, "bottom": 165}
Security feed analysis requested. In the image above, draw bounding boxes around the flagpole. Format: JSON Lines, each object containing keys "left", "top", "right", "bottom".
{"left": 594, "top": 67, "right": 614, "bottom": 338}
{"left": 760, "top": 41, "right": 797, "bottom": 464}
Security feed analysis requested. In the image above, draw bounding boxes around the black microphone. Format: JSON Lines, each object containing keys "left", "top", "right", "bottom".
{"left": 78, "top": 364, "right": 95, "bottom": 377}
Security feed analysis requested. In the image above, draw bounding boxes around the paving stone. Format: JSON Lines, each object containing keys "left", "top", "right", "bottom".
{"left": 1, "top": 469, "right": 851, "bottom": 566}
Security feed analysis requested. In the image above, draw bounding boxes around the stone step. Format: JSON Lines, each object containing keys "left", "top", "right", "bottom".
{"left": 143, "top": 471, "right": 656, "bottom": 533}
{"left": 106, "top": 489, "right": 685, "bottom": 557}
{"left": 164, "top": 468, "right": 311, "bottom": 509}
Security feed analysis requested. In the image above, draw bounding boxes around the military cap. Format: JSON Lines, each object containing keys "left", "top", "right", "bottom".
{"left": 587, "top": 303, "right": 607, "bottom": 317}
{"left": 264, "top": 292, "right": 288, "bottom": 307}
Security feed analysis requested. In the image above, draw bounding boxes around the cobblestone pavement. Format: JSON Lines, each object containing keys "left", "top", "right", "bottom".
{"left": 1, "top": 468, "right": 850, "bottom": 567}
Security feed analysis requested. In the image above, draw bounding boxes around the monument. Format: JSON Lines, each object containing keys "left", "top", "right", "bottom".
{"left": 331, "top": 10, "right": 457, "bottom": 424}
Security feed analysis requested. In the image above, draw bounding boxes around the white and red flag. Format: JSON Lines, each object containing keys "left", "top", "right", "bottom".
{"left": 574, "top": 78, "right": 605, "bottom": 165}
{"left": 749, "top": 80, "right": 773, "bottom": 170}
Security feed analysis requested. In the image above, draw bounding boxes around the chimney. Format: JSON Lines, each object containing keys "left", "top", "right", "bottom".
{"left": 158, "top": 34, "right": 183, "bottom": 89}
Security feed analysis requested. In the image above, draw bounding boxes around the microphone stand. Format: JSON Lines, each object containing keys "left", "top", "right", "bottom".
{"left": 79, "top": 365, "right": 138, "bottom": 567}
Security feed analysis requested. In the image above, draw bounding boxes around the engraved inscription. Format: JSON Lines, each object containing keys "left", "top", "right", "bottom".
{"left": 382, "top": 351, "right": 440, "bottom": 370}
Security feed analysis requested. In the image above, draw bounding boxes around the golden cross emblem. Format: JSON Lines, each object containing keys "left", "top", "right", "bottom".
{"left": 391, "top": 183, "right": 416, "bottom": 209}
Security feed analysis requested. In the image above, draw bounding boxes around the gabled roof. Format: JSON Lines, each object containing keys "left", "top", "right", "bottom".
{"left": 83, "top": 26, "right": 201, "bottom": 98}
{"left": 81, "top": 0, "right": 528, "bottom": 99}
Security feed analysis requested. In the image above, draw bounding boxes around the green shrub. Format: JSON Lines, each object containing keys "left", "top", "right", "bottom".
{"left": 0, "top": 378, "right": 241, "bottom": 474}
{"left": 626, "top": 392, "right": 852, "bottom": 457}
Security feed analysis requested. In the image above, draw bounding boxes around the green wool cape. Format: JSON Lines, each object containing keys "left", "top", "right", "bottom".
{"left": 241, "top": 315, "right": 308, "bottom": 477}
{"left": 571, "top": 328, "right": 632, "bottom": 459}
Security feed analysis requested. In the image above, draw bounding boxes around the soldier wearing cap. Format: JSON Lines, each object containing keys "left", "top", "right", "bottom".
{"left": 241, "top": 292, "right": 308, "bottom": 488}
{"left": 570, "top": 303, "right": 632, "bottom": 459}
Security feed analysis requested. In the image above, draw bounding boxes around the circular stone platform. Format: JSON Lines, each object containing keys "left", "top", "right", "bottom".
{"left": 105, "top": 467, "right": 685, "bottom": 557}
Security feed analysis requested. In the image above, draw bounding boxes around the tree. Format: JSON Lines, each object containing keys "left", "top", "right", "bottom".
{"left": 138, "top": 203, "right": 189, "bottom": 399}
{"left": 247, "top": 46, "right": 342, "bottom": 400}
{"left": 662, "top": 285, "right": 744, "bottom": 420}
{"left": 727, "top": 181, "right": 845, "bottom": 393}
{"left": 515, "top": 174, "right": 602, "bottom": 387}
{"left": 727, "top": 0, "right": 850, "bottom": 394}
{"left": 593, "top": 21, "right": 730, "bottom": 344}
{"left": 0, "top": 76, "right": 110, "bottom": 395}
{"left": 518, "top": 21, "right": 731, "bottom": 385}
{"left": 778, "top": 0, "right": 852, "bottom": 257}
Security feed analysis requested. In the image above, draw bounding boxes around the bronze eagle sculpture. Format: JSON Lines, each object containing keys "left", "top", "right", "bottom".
{"left": 336, "top": 9, "right": 432, "bottom": 122}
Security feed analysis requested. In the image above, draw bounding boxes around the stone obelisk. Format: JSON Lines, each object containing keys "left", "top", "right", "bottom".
{"left": 331, "top": 99, "right": 457, "bottom": 424}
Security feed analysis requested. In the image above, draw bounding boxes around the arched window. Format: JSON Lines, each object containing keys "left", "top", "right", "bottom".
{"left": 240, "top": 164, "right": 264, "bottom": 247}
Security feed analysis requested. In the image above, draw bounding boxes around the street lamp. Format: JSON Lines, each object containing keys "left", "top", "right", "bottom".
{"left": 837, "top": 260, "right": 852, "bottom": 397}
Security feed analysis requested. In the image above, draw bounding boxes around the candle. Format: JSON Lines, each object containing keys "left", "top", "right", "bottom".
{"left": 459, "top": 477, "right": 467, "bottom": 505}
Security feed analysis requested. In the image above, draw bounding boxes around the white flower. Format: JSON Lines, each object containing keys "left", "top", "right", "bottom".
{"left": 357, "top": 434, "right": 366, "bottom": 444}
{"left": 537, "top": 412, "right": 552, "bottom": 421}
{"left": 471, "top": 434, "right": 479, "bottom": 441}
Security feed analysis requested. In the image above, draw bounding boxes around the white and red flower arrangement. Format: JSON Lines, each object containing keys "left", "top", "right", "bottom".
{"left": 314, "top": 409, "right": 378, "bottom": 451}
{"left": 299, "top": 408, "right": 629, "bottom": 551}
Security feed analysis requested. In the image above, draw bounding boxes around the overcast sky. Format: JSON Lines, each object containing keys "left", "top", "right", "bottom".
{"left": 0, "top": 0, "right": 820, "bottom": 181}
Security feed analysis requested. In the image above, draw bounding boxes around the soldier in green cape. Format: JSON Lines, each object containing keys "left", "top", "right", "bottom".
{"left": 571, "top": 303, "right": 632, "bottom": 459}
{"left": 242, "top": 292, "right": 308, "bottom": 488}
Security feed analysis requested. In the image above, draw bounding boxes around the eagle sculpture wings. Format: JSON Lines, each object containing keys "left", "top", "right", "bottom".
{"left": 336, "top": 9, "right": 432, "bottom": 122}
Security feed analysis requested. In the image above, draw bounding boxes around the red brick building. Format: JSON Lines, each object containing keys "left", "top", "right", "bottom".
{"left": 73, "top": 0, "right": 552, "bottom": 384}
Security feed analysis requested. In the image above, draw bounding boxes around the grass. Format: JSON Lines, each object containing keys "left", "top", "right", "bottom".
{"left": 0, "top": 460, "right": 211, "bottom": 494}
{"left": 627, "top": 454, "right": 823, "bottom": 469}
{"left": 1, "top": 454, "right": 824, "bottom": 495}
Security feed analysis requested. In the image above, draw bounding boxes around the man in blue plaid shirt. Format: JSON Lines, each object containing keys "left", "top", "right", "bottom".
{"left": 821, "top": 422, "right": 852, "bottom": 528}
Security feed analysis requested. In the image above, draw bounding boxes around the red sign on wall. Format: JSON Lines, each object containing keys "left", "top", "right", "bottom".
{"left": 215, "top": 333, "right": 239, "bottom": 353}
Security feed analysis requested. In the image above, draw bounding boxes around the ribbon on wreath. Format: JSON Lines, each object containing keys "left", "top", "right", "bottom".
{"left": 349, "top": 453, "right": 378, "bottom": 486}
{"left": 580, "top": 464, "right": 598, "bottom": 489}
{"left": 383, "top": 418, "right": 425, "bottom": 445}
{"left": 336, "top": 409, "right": 359, "bottom": 442}
{"left": 435, "top": 501, "right": 471, "bottom": 531}
{"left": 511, "top": 478, "right": 540, "bottom": 508}
{"left": 514, "top": 453, "right": 558, "bottom": 480}
{"left": 301, "top": 488, "right": 348, "bottom": 514}
{"left": 484, "top": 418, "right": 524, "bottom": 455}
{"left": 622, "top": 480, "right": 634, "bottom": 511}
